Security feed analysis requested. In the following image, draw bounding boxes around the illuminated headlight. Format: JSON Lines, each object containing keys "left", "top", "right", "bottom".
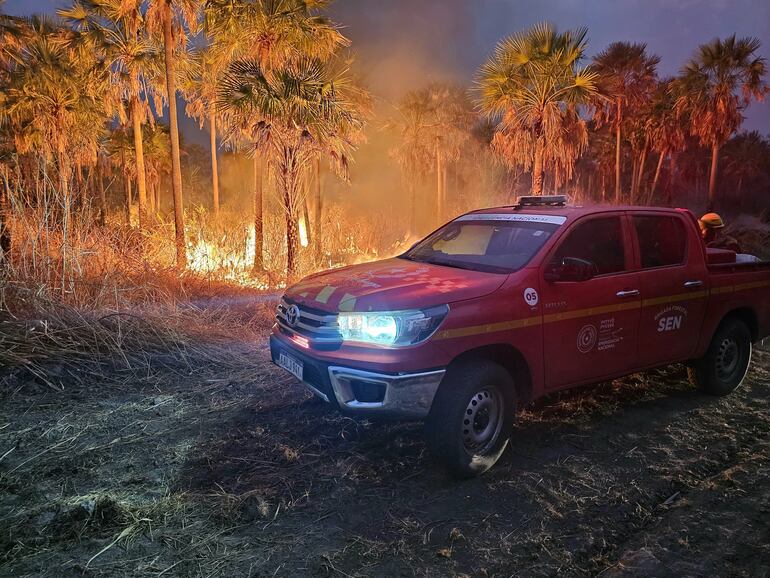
{"left": 337, "top": 305, "right": 449, "bottom": 347}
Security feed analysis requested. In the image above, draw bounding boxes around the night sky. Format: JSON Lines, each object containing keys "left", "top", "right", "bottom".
{"left": 5, "top": 0, "right": 770, "bottom": 145}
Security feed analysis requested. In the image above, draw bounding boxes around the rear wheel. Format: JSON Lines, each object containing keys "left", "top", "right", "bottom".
{"left": 689, "top": 317, "right": 752, "bottom": 396}
{"left": 425, "top": 360, "right": 515, "bottom": 478}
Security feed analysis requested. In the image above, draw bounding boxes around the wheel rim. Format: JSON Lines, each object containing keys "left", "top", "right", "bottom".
{"left": 715, "top": 335, "right": 740, "bottom": 381}
{"left": 461, "top": 386, "right": 504, "bottom": 455}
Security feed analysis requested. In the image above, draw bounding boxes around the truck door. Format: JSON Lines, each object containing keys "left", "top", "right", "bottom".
{"left": 631, "top": 213, "right": 709, "bottom": 366}
{"left": 540, "top": 214, "right": 641, "bottom": 389}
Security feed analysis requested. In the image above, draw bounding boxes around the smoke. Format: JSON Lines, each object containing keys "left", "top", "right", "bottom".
{"left": 315, "top": 0, "right": 501, "bottom": 241}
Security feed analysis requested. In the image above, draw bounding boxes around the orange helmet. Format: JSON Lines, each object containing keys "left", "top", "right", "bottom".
{"left": 699, "top": 212, "right": 725, "bottom": 230}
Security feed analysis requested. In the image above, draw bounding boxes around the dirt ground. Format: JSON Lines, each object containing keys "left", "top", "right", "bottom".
{"left": 1, "top": 309, "right": 769, "bottom": 577}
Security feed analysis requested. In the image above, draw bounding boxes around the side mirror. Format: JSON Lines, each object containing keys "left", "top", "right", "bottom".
{"left": 544, "top": 257, "right": 597, "bottom": 282}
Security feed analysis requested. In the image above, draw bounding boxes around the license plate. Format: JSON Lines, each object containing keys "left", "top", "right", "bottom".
{"left": 278, "top": 352, "right": 303, "bottom": 381}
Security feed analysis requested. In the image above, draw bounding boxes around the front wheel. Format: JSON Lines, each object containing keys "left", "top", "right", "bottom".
{"left": 425, "top": 360, "right": 515, "bottom": 478}
{"left": 689, "top": 317, "right": 752, "bottom": 396}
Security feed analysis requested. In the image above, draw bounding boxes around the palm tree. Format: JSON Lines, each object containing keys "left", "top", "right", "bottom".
{"left": 60, "top": 0, "right": 163, "bottom": 230}
{"left": 195, "top": 0, "right": 347, "bottom": 266}
{"left": 2, "top": 17, "right": 109, "bottom": 205}
{"left": 0, "top": 7, "right": 25, "bottom": 264}
{"left": 1, "top": 16, "right": 110, "bottom": 289}
{"left": 674, "top": 35, "right": 767, "bottom": 209}
{"left": 644, "top": 79, "right": 686, "bottom": 204}
{"left": 142, "top": 122, "right": 172, "bottom": 213}
{"left": 477, "top": 22, "right": 598, "bottom": 196}
{"left": 592, "top": 42, "right": 660, "bottom": 203}
{"left": 392, "top": 84, "right": 473, "bottom": 230}
{"left": 218, "top": 58, "right": 367, "bottom": 277}
{"left": 722, "top": 131, "right": 770, "bottom": 206}
{"left": 146, "top": 0, "right": 198, "bottom": 268}
{"left": 390, "top": 95, "right": 433, "bottom": 234}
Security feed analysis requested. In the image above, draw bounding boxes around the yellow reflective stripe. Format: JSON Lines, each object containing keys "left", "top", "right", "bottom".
{"left": 315, "top": 286, "right": 336, "bottom": 304}
{"left": 430, "top": 278, "right": 769, "bottom": 341}
{"left": 434, "top": 317, "right": 540, "bottom": 340}
{"left": 735, "top": 279, "right": 770, "bottom": 291}
{"left": 338, "top": 293, "right": 357, "bottom": 312}
{"left": 711, "top": 278, "right": 770, "bottom": 295}
{"left": 542, "top": 300, "right": 641, "bottom": 323}
{"left": 435, "top": 301, "right": 639, "bottom": 341}
{"left": 641, "top": 290, "right": 708, "bottom": 307}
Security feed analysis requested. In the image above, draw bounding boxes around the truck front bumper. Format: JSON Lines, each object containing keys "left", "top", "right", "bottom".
{"left": 269, "top": 335, "right": 445, "bottom": 419}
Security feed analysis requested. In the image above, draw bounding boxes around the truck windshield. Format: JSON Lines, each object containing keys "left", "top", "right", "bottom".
{"left": 401, "top": 218, "right": 560, "bottom": 274}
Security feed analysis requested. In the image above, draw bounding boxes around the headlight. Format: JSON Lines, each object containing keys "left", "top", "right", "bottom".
{"left": 337, "top": 304, "right": 449, "bottom": 347}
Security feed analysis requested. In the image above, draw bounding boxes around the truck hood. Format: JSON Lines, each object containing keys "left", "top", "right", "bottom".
{"left": 285, "top": 258, "right": 506, "bottom": 313}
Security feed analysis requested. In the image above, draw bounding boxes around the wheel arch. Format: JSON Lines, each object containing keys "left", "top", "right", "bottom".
{"left": 722, "top": 307, "right": 759, "bottom": 342}
{"left": 446, "top": 344, "right": 534, "bottom": 404}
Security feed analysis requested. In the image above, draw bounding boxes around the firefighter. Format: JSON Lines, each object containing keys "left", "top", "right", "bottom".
{"left": 698, "top": 212, "right": 743, "bottom": 253}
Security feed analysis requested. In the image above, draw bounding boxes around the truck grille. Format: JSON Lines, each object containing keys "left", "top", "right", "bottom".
{"left": 276, "top": 298, "right": 341, "bottom": 342}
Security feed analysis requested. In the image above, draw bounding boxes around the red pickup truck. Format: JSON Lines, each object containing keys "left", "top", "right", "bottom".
{"left": 270, "top": 197, "right": 770, "bottom": 477}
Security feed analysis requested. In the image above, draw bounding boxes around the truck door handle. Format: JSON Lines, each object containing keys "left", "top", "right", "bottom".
{"left": 684, "top": 280, "right": 703, "bottom": 289}
{"left": 616, "top": 289, "right": 640, "bottom": 298}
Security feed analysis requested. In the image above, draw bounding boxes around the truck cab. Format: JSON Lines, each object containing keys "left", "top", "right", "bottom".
{"left": 270, "top": 196, "right": 770, "bottom": 477}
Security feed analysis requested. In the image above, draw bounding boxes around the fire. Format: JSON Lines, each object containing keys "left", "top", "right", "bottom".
{"left": 187, "top": 226, "right": 272, "bottom": 289}
{"left": 299, "top": 217, "right": 309, "bottom": 247}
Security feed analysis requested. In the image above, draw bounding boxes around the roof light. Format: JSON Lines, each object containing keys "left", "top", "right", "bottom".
{"left": 515, "top": 195, "right": 568, "bottom": 207}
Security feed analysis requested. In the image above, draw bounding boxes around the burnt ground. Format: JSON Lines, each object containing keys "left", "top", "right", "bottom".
{"left": 1, "top": 330, "right": 769, "bottom": 577}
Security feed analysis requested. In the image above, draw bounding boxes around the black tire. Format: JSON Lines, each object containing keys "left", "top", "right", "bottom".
{"left": 424, "top": 360, "right": 516, "bottom": 478}
{"left": 689, "top": 317, "right": 752, "bottom": 396}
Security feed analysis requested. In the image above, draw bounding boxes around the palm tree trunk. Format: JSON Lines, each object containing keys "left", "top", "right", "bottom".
{"left": 667, "top": 153, "right": 678, "bottom": 206}
{"left": 209, "top": 111, "right": 220, "bottom": 216}
{"left": 97, "top": 162, "right": 106, "bottom": 226}
{"left": 284, "top": 166, "right": 299, "bottom": 279}
{"left": 435, "top": 145, "right": 443, "bottom": 226}
{"left": 253, "top": 154, "right": 263, "bottom": 272}
{"left": 125, "top": 172, "right": 132, "bottom": 226}
{"left": 708, "top": 142, "right": 719, "bottom": 210}
{"left": 648, "top": 149, "right": 666, "bottom": 206}
{"left": 615, "top": 97, "right": 622, "bottom": 204}
{"left": 162, "top": 5, "right": 186, "bottom": 268}
{"left": 313, "top": 157, "right": 322, "bottom": 264}
{"left": 0, "top": 165, "right": 11, "bottom": 266}
{"left": 630, "top": 156, "right": 639, "bottom": 204}
{"left": 147, "top": 169, "right": 155, "bottom": 214}
{"left": 302, "top": 190, "right": 311, "bottom": 247}
{"left": 131, "top": 92, "right": 148, "bottom": 229}
{"left": 532, "top": 140, "right": 544, "bottom": 195}
{"left": 636, "top": 139, "right": 648, "bottom": 203}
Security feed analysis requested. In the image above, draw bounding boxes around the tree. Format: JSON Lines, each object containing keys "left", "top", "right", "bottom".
{"left": 146, "top": 0, "right": 198, "bottom": 268}
{"left": 60, "top": 0, "right": 163, "bottom": 230}
{"left": 218, "top": 57, "right": 367, "bottom": 277}
{"left": 644, "top": 79, "right": 686, "bottom": 204}
{"left": 477, "top": 22, "right": 598, "bottom": 195}
{"left": 722, "top": 131, "right": 770, "bottom": 207}
{"left": 592, "top": 42, "right": 660, "bottom": 203}
{"left": 674, "top": 35, "right": 767, "bottom": 209}
{"left": 391, "top": 83, "right": 473, "bottom": 230}
{"left": 197, "top": 0, "right": 348, "bottom": 267}
{"left": 0, "top": 16, "right": 111, "bottom": 289}
{"left": 0, "top": 8, "right": 26, "bottom": 265}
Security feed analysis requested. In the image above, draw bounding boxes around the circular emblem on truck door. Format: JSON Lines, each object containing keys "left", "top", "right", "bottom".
{"left": 286, "top": 304, "right": 300, "bottom": 327}
{"left": 577, "top": 324, "right": 598, "bottom": 354}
